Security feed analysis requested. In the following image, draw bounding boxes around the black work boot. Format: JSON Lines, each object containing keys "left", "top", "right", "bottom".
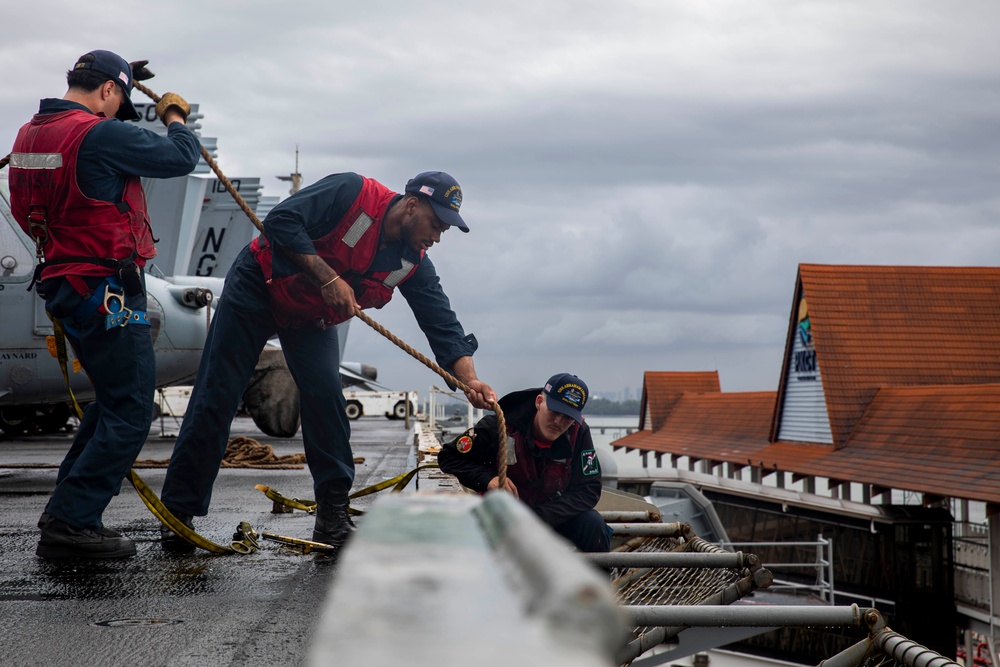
{"left": 38, "top": 512, "right": 121, "bottom": 537}
{"left": 160, "top": 512, "right": 196, "bottom": 554}
{"left": 36, "top": 517, "right": 136, "bottom": 559}
{"left": 312, "top": 493, "right": 356, "bottom": 548}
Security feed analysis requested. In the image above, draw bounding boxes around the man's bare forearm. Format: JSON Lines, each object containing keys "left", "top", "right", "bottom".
{"left": 280, "top": 248, "right": 338, "bottom": 286}
{"left": 451, "top": 356, "right": 497, "bottom": 409}
{"left": 277, "top": 247, "right": 358, "bottom": 316}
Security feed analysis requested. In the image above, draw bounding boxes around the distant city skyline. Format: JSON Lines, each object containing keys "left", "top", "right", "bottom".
{"left": 592, "top": 388, "right": 635, "bottom": 403}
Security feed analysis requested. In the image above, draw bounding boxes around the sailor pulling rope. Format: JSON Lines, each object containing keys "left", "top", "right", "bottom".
{"left": 0, "top": 69, "right": 507, "bottom": 555}
{"left": 130, "top": 78, "right": 510, "bottom": 488}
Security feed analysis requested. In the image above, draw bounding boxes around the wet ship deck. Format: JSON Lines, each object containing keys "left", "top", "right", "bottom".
{"left": 0, "top": 414, "right": 416, "bottom": 666}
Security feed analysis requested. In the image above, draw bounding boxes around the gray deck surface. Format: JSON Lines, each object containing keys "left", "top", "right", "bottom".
{"left": 0, "top": 415, "right": 417, "bottom": 667}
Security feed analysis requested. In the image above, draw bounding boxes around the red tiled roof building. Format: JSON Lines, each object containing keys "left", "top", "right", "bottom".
{"left": 613, "top": 264, "right": 1000, "bottom": 505}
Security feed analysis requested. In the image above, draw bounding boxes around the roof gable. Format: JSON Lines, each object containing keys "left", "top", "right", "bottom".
{"left": 780, "top": 264, "right": 1000, "bottom": 447}
{"left": 640, "top": 371, "right": 720, "bottom": 431}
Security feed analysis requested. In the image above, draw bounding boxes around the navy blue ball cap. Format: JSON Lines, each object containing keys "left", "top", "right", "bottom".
{"left": 404, "top": 171, "right": 469, "bottom": 232}
{"left": 73, "top": 50, "right": 140, "bottom": 121}
{"left": 543, "top": 373, "right": 589, "bottom": 424}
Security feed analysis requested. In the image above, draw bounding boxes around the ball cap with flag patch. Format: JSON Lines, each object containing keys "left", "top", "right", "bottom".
{"left": 404, "top": 171, "right": 469, "bottom": 232}
{"left": 543, "top": 373, "right": 589, "bottom": 424}
{"left": 72, "top": 50, "right": 140, "bottom": 122}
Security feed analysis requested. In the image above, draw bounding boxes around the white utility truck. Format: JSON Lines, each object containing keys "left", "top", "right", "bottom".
{"left": 342, "top": 390, "right": 418, "bottom": 420}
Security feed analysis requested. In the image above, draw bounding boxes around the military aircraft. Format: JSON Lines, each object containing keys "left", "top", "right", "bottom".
{"left": 0, "top": 102, "right": 377, "bottom": 437}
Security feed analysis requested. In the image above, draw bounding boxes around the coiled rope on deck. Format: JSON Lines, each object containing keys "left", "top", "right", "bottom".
{"left": 132, "top": 80, "right": 510, "bottom": 489}
{"left": 221, "top": 435, "right": 305, "bottom": 468}
{"left": 132, "top": 436, "right": 308, "bottom": 469}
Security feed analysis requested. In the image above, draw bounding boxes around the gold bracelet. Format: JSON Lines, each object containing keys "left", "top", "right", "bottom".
{"left": 320, "top": 275, "right": 340, "bottom": 289}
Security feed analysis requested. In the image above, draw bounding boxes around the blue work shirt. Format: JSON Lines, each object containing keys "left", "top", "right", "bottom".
{"left": 33, "top": 98, "right": 201, "bottom": 202}
{"left": 262, "top": 172, "right": 478, "bottom": 369}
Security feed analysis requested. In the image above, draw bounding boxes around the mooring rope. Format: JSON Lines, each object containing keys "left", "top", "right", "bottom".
{"left": 133, "top": 80, "right": 509, "bottom": 489}
{"left": 0, "top": 86, "right": 509, "bottom": 489}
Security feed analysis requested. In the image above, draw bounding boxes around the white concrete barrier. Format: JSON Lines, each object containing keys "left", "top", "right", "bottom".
{"left": 309, "top": 491, "right": 626, "bottom": 667}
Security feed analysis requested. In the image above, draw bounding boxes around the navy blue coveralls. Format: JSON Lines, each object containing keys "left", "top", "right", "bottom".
{"left": 160, "top": 172, "right": 479, "bottom": 515}
{"left": 33, "top": 99, "right": 200, "bottom": 531}
{"left": 438, "top": 388, "right": 611, "bottom": 552}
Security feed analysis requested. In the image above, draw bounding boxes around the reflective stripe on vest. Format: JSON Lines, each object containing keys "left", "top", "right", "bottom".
{"left": 9, "top": 152, "right": 63, "bottom": 169}
{"left": 342, "top": 212, "right": 374, "bottom": 248}
{"left": 382, "top": 259, "right": 415, "bottom": 289}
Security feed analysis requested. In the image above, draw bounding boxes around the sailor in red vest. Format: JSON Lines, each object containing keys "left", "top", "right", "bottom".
{"left": 438, "top": 373, "right": 611, "bottom": 552}
{"left": 159, "top": 171, "right": 497, "bottom": 553}
{"left": 7, "top": 50, "right": 201, "bottom": 559}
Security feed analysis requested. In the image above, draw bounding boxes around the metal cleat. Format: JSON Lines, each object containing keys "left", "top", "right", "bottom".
{"left": 230, "top": 521, "right": 260, "bottom": 554}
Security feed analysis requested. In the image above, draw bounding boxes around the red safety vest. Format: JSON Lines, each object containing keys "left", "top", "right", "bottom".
{"left": 250, "top": 176, "right": 422, "bottom": 328}
{"left": 505, "top": 424, "right": 581, "bottom": 507}
{"left": 8, "top": 109, "right": 155, "bottom": 281}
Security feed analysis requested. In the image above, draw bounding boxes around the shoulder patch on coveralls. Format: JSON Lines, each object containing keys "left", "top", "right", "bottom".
{"left": 581, "top": 449, "right": 600, "bottom": 476}
{"left": 456, "top": 432, "right": 474, "bottom": 454}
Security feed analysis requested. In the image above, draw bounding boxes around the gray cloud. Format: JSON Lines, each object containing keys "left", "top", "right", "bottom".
{"left": 3, "top": 0, "right": 999, "bottom": 398}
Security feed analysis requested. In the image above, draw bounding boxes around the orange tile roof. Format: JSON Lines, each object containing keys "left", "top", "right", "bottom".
{"left": 615, "top": 384, "right": 1000, "bottom": 503}
{"left": 616, "top": 391, "right": 774, "bottom": 459}
{"left": 823, "top": 384, "right": 1000, "bottom": 504}
{"left": 795, "top": 264, "right": 1000, "bottom": 447}
{"left": 615, "top": 264, "right": 1000, "bottom": 505}
{"left": 640, "top": 371, "right": 720, "bottom": 430}
{"left": 731, "top": 385, "right": 1000, "bottom": 504}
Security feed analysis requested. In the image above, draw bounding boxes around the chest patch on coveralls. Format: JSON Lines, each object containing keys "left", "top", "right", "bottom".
{"left": 581, "top": 449, "right": 600, "bottom": 476}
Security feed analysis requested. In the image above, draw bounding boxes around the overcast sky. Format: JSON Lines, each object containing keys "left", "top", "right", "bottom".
{"left": 3, "top": 1, "right": 999, "bottom": 400}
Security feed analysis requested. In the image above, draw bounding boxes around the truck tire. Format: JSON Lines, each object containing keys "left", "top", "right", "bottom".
{"left": 36, "top": 403, "right": 71, "bottom": 434}
{"left": 0, "top": 406, "right": 32, "bottom": 435}
{"left": 243, "top": 347, "right": 302, "bottom": 437}
{"left": 345, "top": 401, "right": 362, "bottom": 420}
{"left": 392, "top": 401, "right": 413, "bottom": 419}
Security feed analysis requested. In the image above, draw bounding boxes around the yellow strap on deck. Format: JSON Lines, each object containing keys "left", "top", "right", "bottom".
{"left": 127, "top": 469, "right": 240, "bottom": 555}
{"left": 255, "top": 463, "right": 439, "bottom": 515}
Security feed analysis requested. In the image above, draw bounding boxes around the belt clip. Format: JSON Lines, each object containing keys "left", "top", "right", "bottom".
{"left": 103, "top": 284, "right": 132, "bottom": 329}
{"left": 27, "top": 208, "right": 49, "bottom": 244}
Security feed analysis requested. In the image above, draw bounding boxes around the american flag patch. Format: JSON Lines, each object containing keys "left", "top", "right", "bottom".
{"left": 419, "top": 185, "right": 435, "bottom": 196}
{"left": 119, "top": 72, "right": 129, "bottom": 85}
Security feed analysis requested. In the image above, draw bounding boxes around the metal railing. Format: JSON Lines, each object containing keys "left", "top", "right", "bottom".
{"left": 717, "top": 535, "right": 836, "bottom": 603}
{"left": 717, "top": 534, "right": 897, "bottom": 613}
{"left": 953, "top": 522, "right": 990, "bottom": 611}
{"left": 425, "top": 385, "right": 483, "bottom": 430}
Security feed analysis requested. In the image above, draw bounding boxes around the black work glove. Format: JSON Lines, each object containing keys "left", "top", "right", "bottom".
{"left": 128, "top": 60, "right": 155, "bottom": 81}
